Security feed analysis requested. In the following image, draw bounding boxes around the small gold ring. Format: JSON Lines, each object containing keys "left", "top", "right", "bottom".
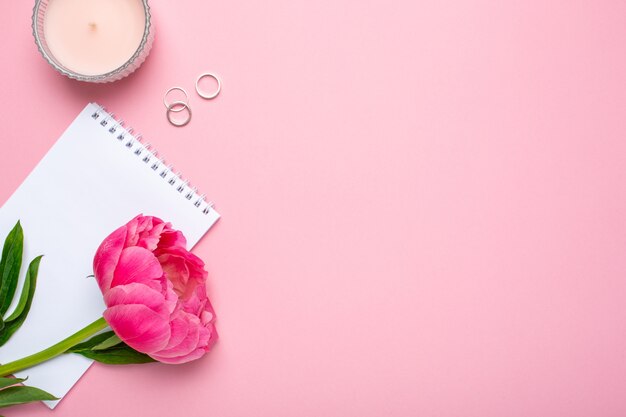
{"left": 163, "top": 87, "right": 189, "bottom": 113}
{"left": 195, "top": 73, "right": 221, "bottom": 100}
{"left": 166, "top": 101, "right": 192, "bottom": 127}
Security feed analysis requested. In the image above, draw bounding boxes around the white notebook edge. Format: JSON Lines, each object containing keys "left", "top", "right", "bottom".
{"left": 87, "top": 102, "right": 221, "bottom": 225}
{"left": 1, "top": 102, "right": 221, "bottom": 226}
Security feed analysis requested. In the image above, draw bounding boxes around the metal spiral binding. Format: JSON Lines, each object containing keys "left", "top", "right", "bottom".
{"left": 90, "top": 103, "right": 214, "bottom": 214}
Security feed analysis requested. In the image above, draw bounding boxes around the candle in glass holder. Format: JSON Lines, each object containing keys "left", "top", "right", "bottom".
{"left": 33, "top": 0, "right": 153, "bottom": 83}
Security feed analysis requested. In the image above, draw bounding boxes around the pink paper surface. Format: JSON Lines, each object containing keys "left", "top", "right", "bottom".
{"left": 1, "top": 1, "right": 626, "bottom": 416}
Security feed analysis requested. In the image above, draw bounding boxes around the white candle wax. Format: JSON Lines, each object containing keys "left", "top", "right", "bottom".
{"left": 43, "top": 0, "right": 146, "bottom": 76}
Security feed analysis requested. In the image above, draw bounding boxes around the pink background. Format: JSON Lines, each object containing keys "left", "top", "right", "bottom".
{"left": 1, "top": 1, "right": 626, "bottom": 416}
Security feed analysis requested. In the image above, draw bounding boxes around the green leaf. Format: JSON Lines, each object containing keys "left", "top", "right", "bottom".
{"left": 0, "top": 385, "right": 58, "bottom": 408}
{"left": 0, "top": 222, "right": 23, "bottom": 316}
{"left": 92, "top": 334, "right": 123, "bottom": 351}
{"left": 0, "top": 256, "right": 43, "bottom": 347}
{"left": 66, "top": 331, "right": 155, "bottom": 365}
{"left": 0, "top": 377, "right": 25, "bottom": 390}
{"left": 65, "top": 331, "right": 117, "bottom": 352}
{"left": 70, "top": 345, "right": 156, "bottom": 365}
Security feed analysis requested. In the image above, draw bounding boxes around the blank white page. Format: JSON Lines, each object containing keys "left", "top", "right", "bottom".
{"left": 0, "top": 103, "right": 219, "bottom": 407}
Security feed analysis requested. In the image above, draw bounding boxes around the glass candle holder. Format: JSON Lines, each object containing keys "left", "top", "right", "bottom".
{"left": 32, "top": 0, "right": 154, "bottom": 83}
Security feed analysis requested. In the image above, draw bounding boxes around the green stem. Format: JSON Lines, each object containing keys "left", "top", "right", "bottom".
{"left": 0, "top": 317, "right": 108, "bottom": 377}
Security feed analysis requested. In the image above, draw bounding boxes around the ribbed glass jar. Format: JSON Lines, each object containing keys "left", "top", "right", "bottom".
{"left": 32, "top": 0, "right": 154, "bottom": 83}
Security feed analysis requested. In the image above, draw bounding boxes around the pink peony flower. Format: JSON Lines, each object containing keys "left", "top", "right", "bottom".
{"left": 93, "top": 215, "right": 217, "bottom": 364}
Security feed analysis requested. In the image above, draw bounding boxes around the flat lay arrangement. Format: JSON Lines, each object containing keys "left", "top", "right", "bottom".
{"left": 2, "top": 0, "right": 226, "bottom": 410}
{"left": 2, "top": 1, "right": 626, "bottom": 417}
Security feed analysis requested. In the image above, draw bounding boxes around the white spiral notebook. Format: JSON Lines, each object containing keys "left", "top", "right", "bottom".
{"left": 0, "top": 103, "right": 220, "bottom": 408}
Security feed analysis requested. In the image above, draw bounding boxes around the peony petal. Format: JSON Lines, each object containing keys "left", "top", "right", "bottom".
{"left": 152, "top": 313, "right": 200, "bottom": 359}
{"left": 136, "top": 218, "right": 166, "bottom": 251}
{"left": 200, "top": 296, "right": 216, "bottom": 326}
{"left": 160, "top": 315, "right": 190, "bottom": 350}
{"left": 166, "top": 247, "right": 208, "bottom": 281}
{"left": 93, "top": 225, "right": 127, "bottom": 293}
{"left": 163, "top": 279, "right": 178, "bottom": 314}
{"left": 110, "top": 247, "right": 164, "bottom": 290}
{"left": 157, "top": 253, "right": 192, "bottom": 298}
{"left": 152, "top": 347, "right": 205, "bottom": 364}
{"left": 104, "top": 304, "right": 170, "bottom": 353}
{"left": 181, "top": 284, "right": 211, "bottom": 317}
{"left": 157, "top": 229, "right": 187, "bottom": 250}
{"left": 104, "top": 282, "right": 170, "bottom": 317}
{"left": 151, "top": 326, "right": 217, "bottom": 364}
{"left": 196, "top": 324, "right": 212, "bottom": 347}
{"left": 156, "top": 246, "right": 208, "bottom": 300}
{"left": 123, "top": 216, "right": 140, "bottom": 247}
